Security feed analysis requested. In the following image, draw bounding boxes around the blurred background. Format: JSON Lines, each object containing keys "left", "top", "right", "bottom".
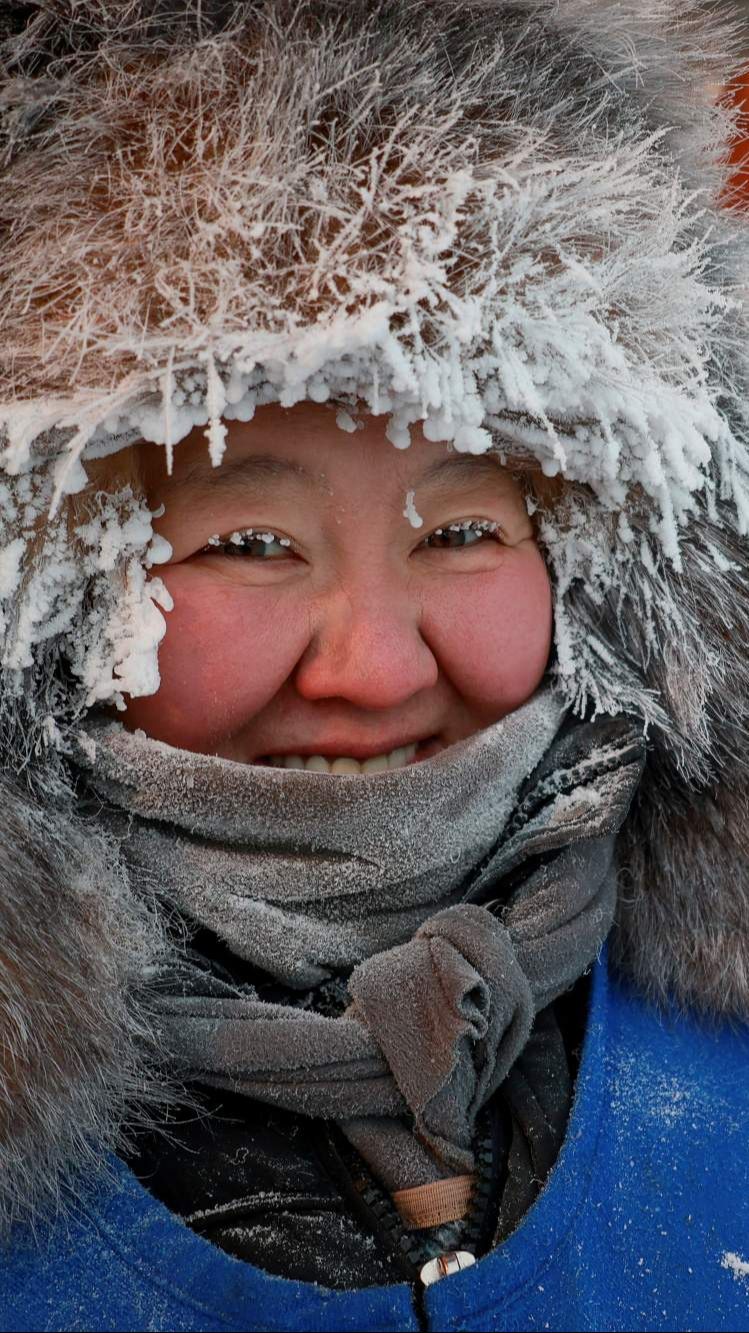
{"left": 720, "top": 1, "right": 749, "bottom": 201}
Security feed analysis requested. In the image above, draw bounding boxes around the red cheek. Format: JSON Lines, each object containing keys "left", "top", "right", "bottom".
{"left": 122, "top": 568, "right": 310, "bottom": 753}
{"left": 419, "top": 545, "right": 553, "bottom": 719}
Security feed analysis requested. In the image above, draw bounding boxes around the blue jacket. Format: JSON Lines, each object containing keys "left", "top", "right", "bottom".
{"left": 2, "top": 952, "right": 748, "bottom": 1333}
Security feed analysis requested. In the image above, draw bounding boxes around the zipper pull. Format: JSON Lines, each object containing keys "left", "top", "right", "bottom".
{"left": 419, "top": 1251, "right": 476, "bottom": 1286}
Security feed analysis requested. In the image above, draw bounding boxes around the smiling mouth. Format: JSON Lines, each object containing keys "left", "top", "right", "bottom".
{"left": 255, "top": 737, "right": 442, "bottom": 774}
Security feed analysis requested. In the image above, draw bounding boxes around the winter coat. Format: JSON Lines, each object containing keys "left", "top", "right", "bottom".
{"left": 1, "top": 4, "right": 749, "bottom": 1331}
{"left": 1, "top": 953, "right": 748, "bottom": 1333}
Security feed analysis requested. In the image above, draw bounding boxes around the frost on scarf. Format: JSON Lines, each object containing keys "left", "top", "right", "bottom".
{"left": 1, "top": 0, "right": 749, "bottom": 744}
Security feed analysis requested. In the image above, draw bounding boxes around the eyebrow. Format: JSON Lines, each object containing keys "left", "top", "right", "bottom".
{"left": 170, "top": 445, "right": 508, "bottom": 495}
{"left": 172, "top": 453, "right": 318, "bottom": 494}
{"left": 415, "top": 452, "right": 510, "bottom": 490}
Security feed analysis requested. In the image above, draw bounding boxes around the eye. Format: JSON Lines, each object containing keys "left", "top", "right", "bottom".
{"left": 201, "top": 528, "right": 295, "bottom": 559}
{"left": 420, "top": 519, "right": 501, "bottom": 550}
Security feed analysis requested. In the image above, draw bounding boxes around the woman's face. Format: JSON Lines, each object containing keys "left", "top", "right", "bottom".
{"left": 123, "top": 402, "right": 553, "bottom": 769}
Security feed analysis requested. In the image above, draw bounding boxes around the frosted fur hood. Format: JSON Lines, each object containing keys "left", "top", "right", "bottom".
{"left": 1, "top": 0, "right": 749, "bottom": 1231}
{"left": 2, "top": 0, "right": 749, "bottom": 726}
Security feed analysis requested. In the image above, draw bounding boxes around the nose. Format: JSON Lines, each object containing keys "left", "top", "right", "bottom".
{"left": 294, "top": 576, "right": 439, "bottom": 711}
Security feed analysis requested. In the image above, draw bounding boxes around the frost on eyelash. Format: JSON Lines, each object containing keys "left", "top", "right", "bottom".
{"left": 205, "top": 528, "right": 292, "bottom": 550}
{"left": 432, "top": 520, "right": 499, "bottom": 538}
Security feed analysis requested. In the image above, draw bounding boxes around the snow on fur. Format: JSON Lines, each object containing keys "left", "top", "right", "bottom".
{"left": 1, "top": 0, "right": 749, "bottom": 732}
{"left": 2, "top": 468, "right": 171, "bottom": 699}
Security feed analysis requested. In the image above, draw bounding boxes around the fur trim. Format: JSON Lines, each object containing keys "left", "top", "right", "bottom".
{"left": 0, "top": 771, "right": 174, "bottom": 1233}
{"left": 586, "top": 499, "right": 749, "bottom": 1015}
{"left": 1, "top": 0, "right": 749, "bottom": 1231}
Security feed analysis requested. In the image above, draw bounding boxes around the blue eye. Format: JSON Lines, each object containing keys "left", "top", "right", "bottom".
{"left": 422, "top": 519, "right": 500, "bottom": 550}
{"left": 202, "top": 529, "right": 294, "bottom": 559}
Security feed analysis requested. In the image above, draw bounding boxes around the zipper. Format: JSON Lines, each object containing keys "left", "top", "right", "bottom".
{"left": 413, "top": 1273, "right": 430, "bottom": 1332}
{"left": 315, "top": 1117, "right": 502, "bottom": 1331}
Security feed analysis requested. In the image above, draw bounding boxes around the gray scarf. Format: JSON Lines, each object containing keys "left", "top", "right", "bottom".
{"left": 79, "top": 693, "right": 644, "bottom": 1192}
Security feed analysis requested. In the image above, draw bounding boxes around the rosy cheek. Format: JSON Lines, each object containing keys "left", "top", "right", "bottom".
{"left": 122, "top": 568, "right": 310, "bottom": 753}
{"left": 420, "top": 544, "right": 553, "bottom": 719}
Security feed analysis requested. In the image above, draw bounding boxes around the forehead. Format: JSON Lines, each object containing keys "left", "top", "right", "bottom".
{"left": 143, "top": 401, "right": 519, "bottom": 503}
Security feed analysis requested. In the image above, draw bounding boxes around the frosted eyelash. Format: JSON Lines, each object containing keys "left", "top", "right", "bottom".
{"left": 200, "top": 519, "right": 499, "bottom": 554}
{"left": 429, "top": 519, "right": 500, "bottom": 538}
{"left": 203, "top": 527, "right": 292, "bottom": 551}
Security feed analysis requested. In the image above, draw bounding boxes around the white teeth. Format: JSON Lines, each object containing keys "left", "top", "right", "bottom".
{"left": 361, "top": 754, "right": 390, "bottom": 774}
{"left": 304, "top": 755, "right": 331, "bottom": 773}
{"left": 388, "top": 746, "right": 410, "bottom": 769}
{"left": 266, "top": 742, "right": 418, "bottom": 774}
{"left": 330, "top": 758, "right": 362, "bottom": 775}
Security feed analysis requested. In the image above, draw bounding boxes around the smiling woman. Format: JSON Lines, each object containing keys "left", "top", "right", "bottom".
{"left": 1, "top": 3, "right": 749, "bottom": 1331}
{"left": 123, "top": 403, "right": 552, "bottom": 762}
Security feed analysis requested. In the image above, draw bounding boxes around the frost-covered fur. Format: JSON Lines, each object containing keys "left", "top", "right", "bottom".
{"left": 0, "top": 770, "right": 174, "bottom": 1233}
{"left": 576, "top": 500, "right": 749, "bottom": 1015}
{"left": 2, "top": 0, "right": 749, "bottom": 722}
{"left": 1, "top": 0, "right": 749, "bottom": 1234}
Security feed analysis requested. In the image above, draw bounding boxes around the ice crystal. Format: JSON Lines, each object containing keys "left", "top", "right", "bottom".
{"left": 403, "top": 491, "right": 424, "bottom": 529}
{"left": 0, "top": 468, "right": 172, "bottom": 716}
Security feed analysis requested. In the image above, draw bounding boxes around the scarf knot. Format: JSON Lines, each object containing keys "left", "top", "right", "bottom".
{"left": 349, "top": 905, "right": 534, "bottom": 1174}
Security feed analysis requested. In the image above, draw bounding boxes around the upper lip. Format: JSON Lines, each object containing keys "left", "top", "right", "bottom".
{"left": 255, "top": 734, "right": 436, "bottom": 762}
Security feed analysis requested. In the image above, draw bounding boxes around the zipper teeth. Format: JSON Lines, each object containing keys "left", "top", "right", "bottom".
{"left": 313, "top": 1126, "right": 418, "bottom": 1284}
{"left": 316, "top": 1110, "right": 499, "bottom": 1325}
{"left": 413, "top": 1277, "right": 430, "bottom": 1332}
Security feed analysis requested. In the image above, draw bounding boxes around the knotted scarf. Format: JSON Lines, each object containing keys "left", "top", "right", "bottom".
{"left": 78, "top": 692, "right": 644, "bottom": 1193}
